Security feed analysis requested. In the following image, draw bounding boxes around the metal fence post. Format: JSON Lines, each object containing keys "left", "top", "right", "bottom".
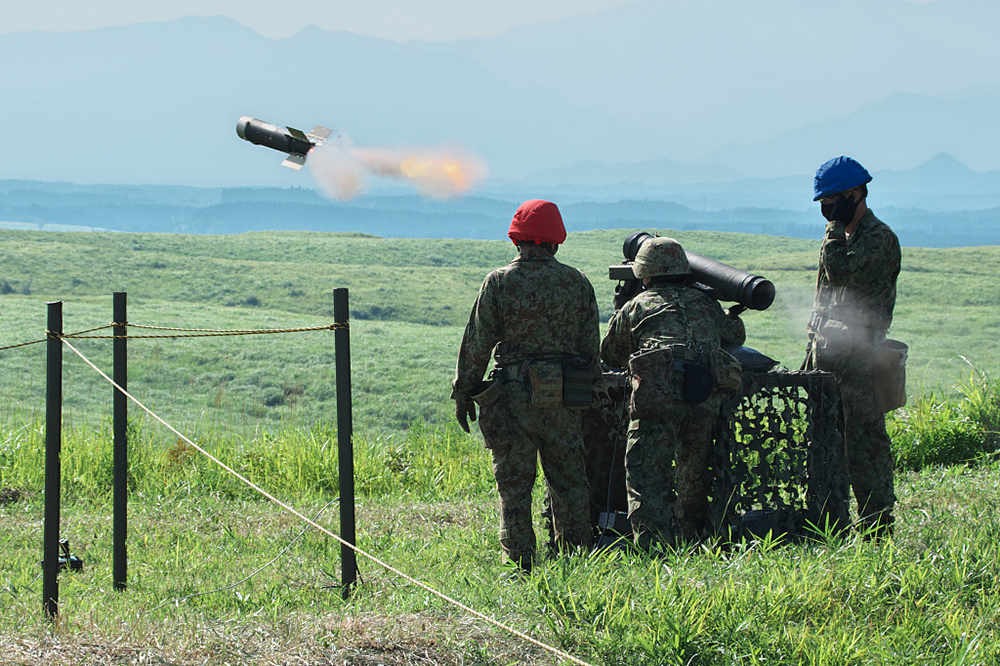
{"left": 333, "top": 288, "right": 357, "bottom": 597}
{"left": 43, "top": 301, "right": 63, "bottom": 618}
{"left": 113, "top": 292, "right": 128, "bottom": 591}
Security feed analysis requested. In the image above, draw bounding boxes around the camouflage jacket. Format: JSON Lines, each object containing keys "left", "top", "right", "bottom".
{"left": 451, "top": 244, "right": 600, "bottom": 400}
{"left": 810, "top": 209, "right": 900, "bottom": 335}
{"left": 600, "top": 281, "right": 746, "bottom": 370}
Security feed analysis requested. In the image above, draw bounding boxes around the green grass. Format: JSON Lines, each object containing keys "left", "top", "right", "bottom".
{"left": 2, "top": 424, "right": 1000, "bottom": 665}
{"left": 4, "top": 227, "right": 1000, "bottom": 441}
{"left": 888, "top": 363, "right": 1000, "bottom": 470}
{"left": 4, "top": 227, "right": 1000, "bottom": 664}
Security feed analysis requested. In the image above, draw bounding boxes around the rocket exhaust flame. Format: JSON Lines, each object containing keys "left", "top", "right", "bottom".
{"left": 236, "top": 116, "right": 487, "bottom": 201}
{"left": 311, "top": 141, "right": 488, "bottom": 201}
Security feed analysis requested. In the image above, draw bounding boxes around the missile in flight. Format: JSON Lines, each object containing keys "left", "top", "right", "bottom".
{"left": 235, "top": 116, "right": 333, "bottom": 170}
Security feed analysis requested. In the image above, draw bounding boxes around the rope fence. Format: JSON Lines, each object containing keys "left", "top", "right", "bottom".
{"left": 1, "top": 324, "right": 114, "bottom": 351}
{"left": 60, "top": 336, "right": 596, "bottom": 666}
{"left": 2, "top": 321, "right": 347, "bottom": 348}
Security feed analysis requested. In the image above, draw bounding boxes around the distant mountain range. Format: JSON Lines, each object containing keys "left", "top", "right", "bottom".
{"left": 518, "top": 152, "right": 1000, "bottom": 211}
{"left": 0, "top": 1, "right": 998, "bottom": 190}
{"left": 4, "top": 156, "right": 999, "bottom": 247}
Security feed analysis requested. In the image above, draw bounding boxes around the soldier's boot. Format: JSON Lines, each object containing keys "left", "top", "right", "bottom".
{"left": 858, "top": 507, "right": 894, "bottom": 540}
{"left": 630, "top": 512, "right": 677, "bottom": 556}
{"left": 500, "top": 552, "right": 533, "bottom": 580}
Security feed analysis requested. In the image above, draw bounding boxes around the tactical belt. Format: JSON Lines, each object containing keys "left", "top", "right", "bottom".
{"left": 495, "top": 356, "right": 570, "bottom": 383}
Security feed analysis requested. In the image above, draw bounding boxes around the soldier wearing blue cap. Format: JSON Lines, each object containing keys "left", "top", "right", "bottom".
{"left": 804, "top": 156, "right": 901, "bottom": 537}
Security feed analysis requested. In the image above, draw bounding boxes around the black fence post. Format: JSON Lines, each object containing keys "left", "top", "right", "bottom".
{"left": 113, "top": 292, "right": 128, "bottom": 591}
{"left": 333, "top": 288, "right": 357, "bottom": 598}
{"left": 43, "top": 301, "right": 63, "bottom": 618}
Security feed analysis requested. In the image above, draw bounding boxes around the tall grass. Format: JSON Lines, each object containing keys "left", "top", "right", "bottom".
{"left": 0, "top": 414, "right": 493, "bottom": 502}
{"left": 889, "top": 363, "right": 1000, "bottom": 470}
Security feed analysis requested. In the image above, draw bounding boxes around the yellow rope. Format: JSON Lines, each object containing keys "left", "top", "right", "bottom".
{"left": 1, "top": 324, "right": 114, "bottom": 351}
{"left": 59, "top": 339, "right": 596, "bottom": 666}
{"left": 0, "top": 338, "right": 46, "bottom": 351}
{"left": 65, "top": 322, "right": 348, "bottom": 339}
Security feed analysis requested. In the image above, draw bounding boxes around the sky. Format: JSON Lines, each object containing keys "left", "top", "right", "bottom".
{"left": 1, "top": 0, "right": 642, "bottom": 41}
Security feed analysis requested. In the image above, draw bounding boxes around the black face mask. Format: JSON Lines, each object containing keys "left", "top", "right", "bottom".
{"left": 821, "top": 194, "right": 859, "bottom": 225}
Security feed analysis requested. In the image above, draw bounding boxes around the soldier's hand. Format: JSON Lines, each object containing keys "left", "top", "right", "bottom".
{"left": 455, "top": 398, "right": 477, "bottom": 433}
{"left": 824, "top": 219, "right": 847, "bottom": 237}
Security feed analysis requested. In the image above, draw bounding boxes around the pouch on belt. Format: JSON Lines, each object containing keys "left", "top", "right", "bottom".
{"left": 627, "top": 347, "right": 674, "bottom": 418}
{"left": 874, "top": 339, "right": 907, "bottom": 413}
{"left": 562, "top": 356, "right": 596, "bottom": 408}
{"left": 469, "top": 376, "right": 503, "bottom": 408}
{"left": 528, "top": 361, "right": 563, "bottom": 409}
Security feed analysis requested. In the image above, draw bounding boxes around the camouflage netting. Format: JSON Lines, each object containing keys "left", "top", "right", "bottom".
{"left": 710, "top": 369, "right": 850, "bottom": 540}
{"left": 581, "top": 367, "right": 850, "bottom": 543}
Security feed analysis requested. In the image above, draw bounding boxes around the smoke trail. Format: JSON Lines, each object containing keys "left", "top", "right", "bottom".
{"left": 308, "top": 135, "right": 488, "bottom": 201}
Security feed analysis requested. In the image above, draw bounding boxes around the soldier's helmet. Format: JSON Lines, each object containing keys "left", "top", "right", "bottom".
{"left": 632, "top": 236, "right": 690, "bottom": 278}
{"left": 813, "top": 156, "right": 872, "bottom": 201}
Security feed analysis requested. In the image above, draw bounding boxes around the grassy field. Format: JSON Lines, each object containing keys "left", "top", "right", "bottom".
{"left": 3, "top": 227, "right": 1000, "bottom": 438}
{"left": 2, "top": 420, "right": 999, "bottom": 665}
{"left": 3, "top": 227, "right": 1000, "bottom": 664}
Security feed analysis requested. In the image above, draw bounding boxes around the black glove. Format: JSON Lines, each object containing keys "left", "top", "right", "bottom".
{"left": 455, "top": 398, "right": 477, "bottom": 433}
{"left": 613, "top": 280, "right": 642, "bottom": 311}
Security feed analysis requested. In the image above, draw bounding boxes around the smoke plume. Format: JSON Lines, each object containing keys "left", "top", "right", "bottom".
{"left": 308, "top": 135, "right": 488, "bottom": 201}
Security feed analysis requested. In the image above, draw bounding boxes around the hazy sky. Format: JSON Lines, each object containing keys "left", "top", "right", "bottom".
{"left": 1, "top": 0, "right": 643, "bottom": 41}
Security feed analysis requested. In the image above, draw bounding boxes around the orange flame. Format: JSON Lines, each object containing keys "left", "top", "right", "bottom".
{"left": 308, "top": 139, "right": 487, "bottom": 201}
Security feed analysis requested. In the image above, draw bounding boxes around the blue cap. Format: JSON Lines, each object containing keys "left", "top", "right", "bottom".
{"left": 813, "top": 156, "right": 872, "bottom": 201}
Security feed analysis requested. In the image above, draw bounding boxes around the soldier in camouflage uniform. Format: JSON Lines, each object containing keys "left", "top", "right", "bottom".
{"left": 804, "top": 156, "right": 901, "bottom": 536}
{"left": 601, "top": 237, "right": 746, "bottom": 550}
{"left": 452, "top": 200, "right": 599, "bottom": 573}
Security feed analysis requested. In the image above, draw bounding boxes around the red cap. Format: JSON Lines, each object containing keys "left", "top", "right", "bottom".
{"left": 507, "top": 199, "right": 567, "bottom": 244}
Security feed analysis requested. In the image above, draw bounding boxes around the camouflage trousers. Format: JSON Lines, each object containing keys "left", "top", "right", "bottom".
{"left": 478, "top": 383, "right": 593, "bottom": 568}
{"left": 837, "top": 367, "right": 896, "bottom": 531}
{"left": 810, "top": 339, "right": 896, "bottom": 532}
{"left": 626, "top": 400, "right": 718, "bottom": 550}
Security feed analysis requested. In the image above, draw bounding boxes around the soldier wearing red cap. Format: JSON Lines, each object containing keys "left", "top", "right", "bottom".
{"left": 452, "top": 199, "right": 599, "bottom": 574}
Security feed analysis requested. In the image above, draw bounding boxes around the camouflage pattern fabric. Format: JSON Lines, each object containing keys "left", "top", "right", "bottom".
{"left": 479, "top": 382, "right": 593, "bottom": 565}
{"left": 805, "top": 210, "right": 900, "bottom": 533}
{"left": 601, "top": 281, "right": 746, "bottom": 549}
{"left": 452, "top": 243, "right": 599, "bottom": 566}
{"left": 625, "top": 402, "right": 719, "bottom": 548}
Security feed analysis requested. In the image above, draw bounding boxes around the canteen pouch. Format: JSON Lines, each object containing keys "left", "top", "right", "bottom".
{"left": 562, "top": 356, "right": 596, "bottom": 408}
{"left": 469, "top": 377, "right": 503, "bottom": 408}
{"left": 711, "top": 347, "right": 744, "bottom": 396}
{"left": 627, "top": 347, "right": 674, "bottom": 419}
{"left": 527, "top": 361, "right": 563, "bottom": 409}
{"left": 681, "top": 361, "right": 714, "bottom": 404}
{"left": 874, "top": 339, "right": 907, "bottom": 413}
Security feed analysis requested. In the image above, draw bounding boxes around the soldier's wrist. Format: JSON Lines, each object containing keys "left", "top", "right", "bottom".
{"left": 825, "top": 220, "right": 846, "bottom": 237}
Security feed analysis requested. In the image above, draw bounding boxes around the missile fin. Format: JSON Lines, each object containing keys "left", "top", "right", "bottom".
{"left": 307, "top": 125, "right": 333, "bottom": 142}
{"left": 281, "top": 154, "right": 306, "bottom": 170}
{"left": 287, "top": 126, "right": 309, "bottom": 140}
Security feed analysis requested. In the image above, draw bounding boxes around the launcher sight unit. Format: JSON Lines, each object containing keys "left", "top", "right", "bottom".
{"left": 609, "top": 231, "right": 776, "bottom": 312}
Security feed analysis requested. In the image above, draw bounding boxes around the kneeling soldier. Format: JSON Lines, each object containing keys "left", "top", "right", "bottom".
{"left": 601, "top": 236, "right": 745, "bottom": 550}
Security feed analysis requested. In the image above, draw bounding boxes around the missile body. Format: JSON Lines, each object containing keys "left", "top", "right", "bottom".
{"left": 236, "top": 116, "right": 333, "bottom": 170}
